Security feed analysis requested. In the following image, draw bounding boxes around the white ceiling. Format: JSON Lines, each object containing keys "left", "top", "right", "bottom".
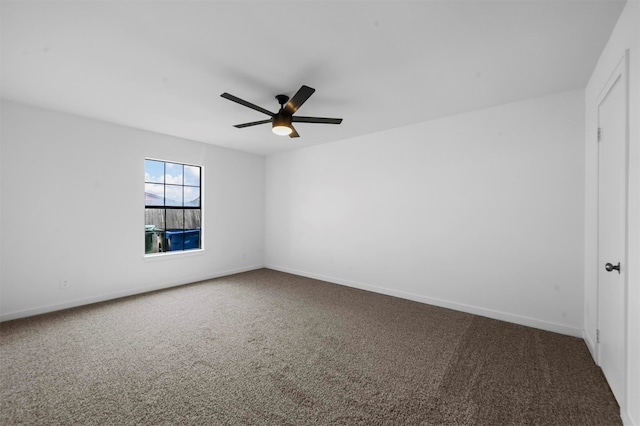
{"left": 1, "top": 0, "right": 627, "bottom": 156}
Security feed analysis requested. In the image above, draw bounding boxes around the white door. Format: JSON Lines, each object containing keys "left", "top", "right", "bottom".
{"left": 597, "top": 54, "right": 628, "bottom": 407}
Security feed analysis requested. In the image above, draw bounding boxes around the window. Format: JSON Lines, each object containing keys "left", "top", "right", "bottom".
{"left": 145, "top": 159, "right": 201, "bottom": 254}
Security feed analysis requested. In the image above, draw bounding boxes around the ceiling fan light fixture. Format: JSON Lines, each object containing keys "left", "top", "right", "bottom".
{"left": 272, "top": 115, "right": 292, "bottom": 136}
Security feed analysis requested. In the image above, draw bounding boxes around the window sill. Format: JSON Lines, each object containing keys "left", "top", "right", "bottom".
{"left": 144, "top": 249, "right": 205, "bottom": 261}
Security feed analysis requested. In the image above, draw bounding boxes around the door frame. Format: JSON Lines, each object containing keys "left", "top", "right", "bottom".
{"left": 595, "top": 50, "right": 629, "bottom": 407}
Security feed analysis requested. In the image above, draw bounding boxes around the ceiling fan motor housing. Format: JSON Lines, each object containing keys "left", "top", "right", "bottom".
{"left": 272, "top": 113, "right": 292, "bottom": 135}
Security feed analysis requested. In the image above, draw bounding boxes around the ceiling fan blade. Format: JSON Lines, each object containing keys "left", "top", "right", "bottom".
{"left": 283, "top": 85, "right": 315, "bottom": 116}
{"left": 288, "top": 124, "right": 300, "bottom": 138}
{"left": 292, "top": 116, "right": 343, "bottom": 125}
{"left": 234, "top": 119, "right": 272, "bottom": 128}
{"left": 221, "top": 92, "right": 274, "bottom": 117}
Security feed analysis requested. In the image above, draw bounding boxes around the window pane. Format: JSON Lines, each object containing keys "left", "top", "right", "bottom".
{"left": 184, "top": 186, "right": 200, "bottom": 207}
{"left": 145, "top": 208, "right": 165, "bottom": 229}
{"left": 145, "top": 160, "right": 164, "bottom": 183}
{"left": 166, "top": 209, "right": 184, "bottom": 230}
{"left": 183, "top": 228, "right": 201, "bottom": 250}
{"left": 145, "top": 183, "right": 164, "bottom": 206}
{"left": 165, "top": 185, "right": 183, "bottom": 206}
{"left": 166, "top": 230, "right": 185, "bottom": 251}
{"left": 184, "top": 165, "right": 200, "bottom": 186}
{"left": 145, "top": 209, "right": 165, "bottom": 253}
{"left": 185, "top": 209, "right": 201, "bottom": 229}
{"left": 165, "top": 163, "right": 184, "bottom": 185}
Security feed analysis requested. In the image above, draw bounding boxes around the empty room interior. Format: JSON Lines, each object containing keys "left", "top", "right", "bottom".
{"left": 1, "top": 0, "right": 639, "bottom": 424}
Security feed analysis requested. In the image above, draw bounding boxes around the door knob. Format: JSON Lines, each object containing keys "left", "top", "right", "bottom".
{"left": 605, "top": 262, "right": 621, "bottom": 274}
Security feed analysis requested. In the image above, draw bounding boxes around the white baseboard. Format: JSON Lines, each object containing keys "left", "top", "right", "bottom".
{"left": 582, "top": 329, "right": 598, "bottom": 362}
{"left": 621, "top": 410, "right": 635, "bottom": 426}
{"left": 4, "top": 263, "right": 584, "bottom": 339}
{"left": 0, "top": 264, "right": 264, "bottom": 322}
{"left": 265, "top": 264, "right": 583, "bottom": 338}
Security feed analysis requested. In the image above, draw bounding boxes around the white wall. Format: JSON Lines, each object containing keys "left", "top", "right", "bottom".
{"left": 584, "top": 1, "right": 640, "bottom": 424}
{"left": 266, "top": 90, "right": 585, "bottom": 336}
{"left": 0, "top": 101, "right": 265, "bottom": 321}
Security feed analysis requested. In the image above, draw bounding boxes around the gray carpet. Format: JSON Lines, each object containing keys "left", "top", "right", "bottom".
{"left": 0, "top": 269, "right": 620, "bottom": 425}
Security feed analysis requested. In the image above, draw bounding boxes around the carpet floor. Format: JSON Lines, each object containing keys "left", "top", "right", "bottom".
{"left": 0, "top": 269, "right": 620, "bottom": 425}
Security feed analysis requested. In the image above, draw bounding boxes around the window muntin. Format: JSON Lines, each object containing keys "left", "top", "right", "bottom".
{"left": 144, "top": 159, "right": 201, "bottom": 254}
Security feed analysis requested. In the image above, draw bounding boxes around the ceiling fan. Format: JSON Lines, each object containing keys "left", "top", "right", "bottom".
{"left": 220, "top": 85, "right": 342, "bottom": 138}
